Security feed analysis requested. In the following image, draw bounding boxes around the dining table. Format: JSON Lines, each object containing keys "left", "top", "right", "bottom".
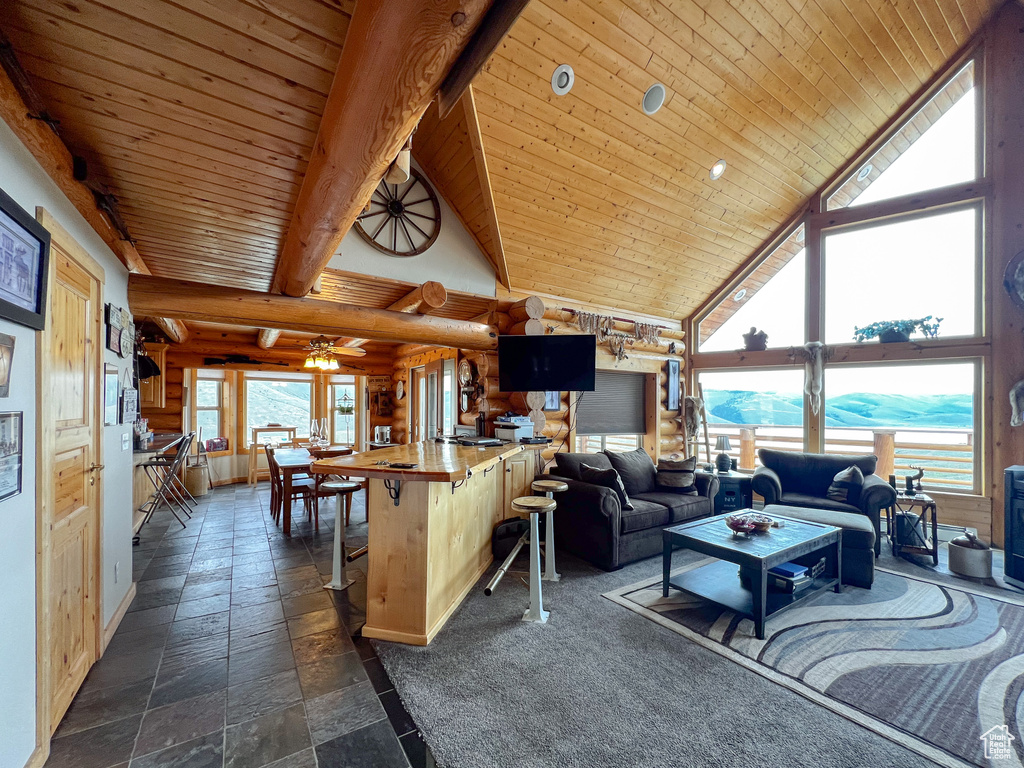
{"left": 273, "top": 445, "right": 354, "bottom": 536}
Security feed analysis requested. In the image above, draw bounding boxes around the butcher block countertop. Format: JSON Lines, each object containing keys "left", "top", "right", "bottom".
{"left": 310, "top": 441, "right": 528, "bottom": 482}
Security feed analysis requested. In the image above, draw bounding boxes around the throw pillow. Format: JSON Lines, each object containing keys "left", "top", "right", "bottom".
{"left": 827, "top": 465, "right": 865, "bottom": 505}
{"left": 656, "top": 455, "right": 699, "bottom": 495}
{"left": 604, "top": 448, "right": 657, "bottom": 496}
{"left": 579, "top": 463, "right": 633, "bottom": 511}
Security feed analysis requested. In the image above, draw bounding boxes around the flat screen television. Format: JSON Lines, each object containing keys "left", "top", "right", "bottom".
{"left": 498, "top": 335, "right": 596, "bottom": 392}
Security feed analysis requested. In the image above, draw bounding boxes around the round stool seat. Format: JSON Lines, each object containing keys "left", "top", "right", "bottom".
{"left": 321, "top": 480, "right": 361, "bottom": 493}
{"left": 512, "top": 496, "right": 556, "bottom": 514}
{"left": 532, "top": 479, "right": 568, "bottom": 494}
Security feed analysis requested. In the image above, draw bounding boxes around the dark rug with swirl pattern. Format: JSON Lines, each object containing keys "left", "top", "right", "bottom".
{"left": 604, "top": 561, "right": 1024, "bottom": 768}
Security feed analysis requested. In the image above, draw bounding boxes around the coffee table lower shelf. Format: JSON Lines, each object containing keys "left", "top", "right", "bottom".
{"left": 666, "top": 560, "right": 840, "bottom": 636}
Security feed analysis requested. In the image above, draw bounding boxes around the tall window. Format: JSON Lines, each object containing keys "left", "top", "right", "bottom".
{"left": 690, "top": 56, "right": 985, "bottom": 499}
{"left": 331, "top": 379, "right": 357, "bottom": 444}
{"left": 823, "top": 362, "right": 977, "bottom": 492}
{"left": 823, "top": 205, "right": 979, "bottom": 344}
{"left": 696, "top": 369, "right": 804, "bottom": 470}
{"left": 195, "top": 378, "right": 223, "bottom": 441}
{"left": 245, "top": 376, "right": 312, "bottom": 445}
{"left": 827, "top": 61, "right": 977, "bottom": 210}
{"left": 698, "top": 226, "right": 806, "bottom": 352}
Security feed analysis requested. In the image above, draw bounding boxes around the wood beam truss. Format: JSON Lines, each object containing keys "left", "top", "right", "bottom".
{"left": 270, "top": 0, "right": 492, "bottom": 298}
{"left": 129, "top": 274, "right": 496, "bottom": 350}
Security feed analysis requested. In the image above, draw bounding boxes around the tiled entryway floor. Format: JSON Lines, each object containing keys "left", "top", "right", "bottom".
{"left": 45, "top": 483, "right": 435, "bottom": 768}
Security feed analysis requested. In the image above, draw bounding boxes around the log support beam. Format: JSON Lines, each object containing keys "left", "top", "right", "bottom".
{"left": 129, "top": 274, "right": 496, "bottom": 351}
{"left": 270, "top": 0, "right": 492, "bottom": 298}
{"left": 343, "top": 281, "right": 447, "bottom": 347}
{"left": 257, "top": 329, "right": 282, "bottom": 349}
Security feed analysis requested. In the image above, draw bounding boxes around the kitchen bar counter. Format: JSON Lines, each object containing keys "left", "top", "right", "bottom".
{"left": 311, "top": 441, "right": 536, "bottom": 645}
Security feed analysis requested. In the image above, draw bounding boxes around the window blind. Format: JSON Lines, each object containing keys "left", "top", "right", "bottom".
{"left": 576, "top": 371, "right": 646, "bottom": 436}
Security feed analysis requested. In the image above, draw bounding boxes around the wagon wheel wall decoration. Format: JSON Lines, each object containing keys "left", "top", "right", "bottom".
{"left": 355, "top": 169, "right": 441, "bottom": 256}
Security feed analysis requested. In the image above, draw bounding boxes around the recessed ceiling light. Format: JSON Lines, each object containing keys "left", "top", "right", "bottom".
{"left": 856, "top": 164, "right": 873, "bottom": 181}
{"left": 709, "top": 159, "right": 727, "bottom": 180}
{"left": 734, "top": 288, "right": 747, "bottom": 301}
{"left": 642, "top": 83, "right": 666, "bottom": 115}
{"left": 551, "top": 64, "right": 574, "bottom": 96}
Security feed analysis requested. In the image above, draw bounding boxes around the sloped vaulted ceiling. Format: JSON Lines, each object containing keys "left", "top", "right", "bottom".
{"left": 0, "top": 0, "right": 1006, "bottom": 322}
{"left": 469, "top": 0, "right": 1002, "bottom": 317}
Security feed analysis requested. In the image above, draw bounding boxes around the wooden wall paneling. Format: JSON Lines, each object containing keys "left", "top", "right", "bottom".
{"left": 987, "top": 3, "right": 1024, "bottom": 547}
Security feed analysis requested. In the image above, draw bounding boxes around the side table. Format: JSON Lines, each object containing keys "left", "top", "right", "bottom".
{"left": 886, "top": 491, "right": 939, "bottom": 564}
{"left": 705, "top": 470, "right": 753, "bottom": 515}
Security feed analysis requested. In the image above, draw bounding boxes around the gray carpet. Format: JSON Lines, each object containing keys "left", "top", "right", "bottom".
{"left": 372, "top": 545, "right": 989, "bottom": 768}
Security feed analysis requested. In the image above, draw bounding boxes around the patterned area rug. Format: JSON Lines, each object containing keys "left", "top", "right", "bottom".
{"left": 604, "top": 560, "right": 1024, "bottom": 768}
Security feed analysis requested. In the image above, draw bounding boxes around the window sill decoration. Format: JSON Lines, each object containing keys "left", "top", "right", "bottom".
{"left": 852, "top": 316, "right": 942, "bottom": 343}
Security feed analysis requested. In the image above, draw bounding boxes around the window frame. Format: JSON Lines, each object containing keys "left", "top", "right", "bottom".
{"left": 687, "top": 48, "right": 988, "bottom": 498}
{"left": 242, "top": 374, "right": 314, "bottom": 447}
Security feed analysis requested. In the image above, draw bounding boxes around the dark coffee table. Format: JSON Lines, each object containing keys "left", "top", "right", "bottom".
{"left": 662, "top": 512, "right": 842, "bottom": 639}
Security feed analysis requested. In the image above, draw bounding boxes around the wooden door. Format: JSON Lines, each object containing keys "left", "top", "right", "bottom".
{"left": 37, "top": 212, "right": 104, "bottom": 737}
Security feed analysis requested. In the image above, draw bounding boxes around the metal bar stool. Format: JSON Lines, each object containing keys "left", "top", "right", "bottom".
{"left": 532, "top": 479, "right": 568, "bottom": 582}
{"left": 321, "top": 480, "right": 361, "bottom": 592}
{"left": 488, "top": 495, "right": 556, "bottom": 624}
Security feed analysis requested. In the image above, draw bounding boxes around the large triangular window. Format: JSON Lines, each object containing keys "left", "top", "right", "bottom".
{"left": 826, "top": 61, "right": 977, "bottom": 211}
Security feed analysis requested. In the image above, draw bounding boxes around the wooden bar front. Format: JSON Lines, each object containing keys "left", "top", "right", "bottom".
{"left": 311, "top": 442, "right": 535, "bottom": 645}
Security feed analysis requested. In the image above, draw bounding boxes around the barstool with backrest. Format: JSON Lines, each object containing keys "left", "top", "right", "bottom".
{"left": 531, "top": 478, "right": 568, "bottom": 582}
{"left": 139, "top": 433, "right": 195, "bottom": 529}
{"left": 320, "top": 479, "right": 362, "bottom": 591}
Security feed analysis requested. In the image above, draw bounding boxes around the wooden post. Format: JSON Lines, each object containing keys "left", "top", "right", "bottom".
{"left": 988, "top": 4, "right": 1024, "bottom": 547}
{"left": 740, "top": 428, "right": 756, "bottom": 471}
{"left": 270, "top": 0, "right": 491, "bottom": 297}
{"left": 873, "top": 430, "right": 896, "bottom": 480}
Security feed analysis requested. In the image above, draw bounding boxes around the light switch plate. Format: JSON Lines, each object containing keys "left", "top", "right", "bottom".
{"left": 122, "top": 433, "right": 130, "bottom": 451}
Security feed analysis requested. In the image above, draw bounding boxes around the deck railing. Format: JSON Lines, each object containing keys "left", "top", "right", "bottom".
{"left": 701, "top": 424, "right": 976, "bottom": 492}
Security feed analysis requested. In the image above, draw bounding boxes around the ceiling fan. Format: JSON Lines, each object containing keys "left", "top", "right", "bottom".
{"left": 303, "top": 335, "right": 366, "bottom": 370}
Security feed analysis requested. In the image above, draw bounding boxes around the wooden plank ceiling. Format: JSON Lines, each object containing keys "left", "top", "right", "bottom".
{"left": 470, "top": 0, "right": 1001, "bottom": 317}
{"left": 0, "top": 0, "right": 352, "bottom": 292}
{"left": 0, "top": 0, "right": 1005, "bottom": 321}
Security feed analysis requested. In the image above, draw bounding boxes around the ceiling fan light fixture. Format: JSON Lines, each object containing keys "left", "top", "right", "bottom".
{"left": 642, "top": 83, "right": 667, "bottom": 115}
{"left": 709, "top": 159, "right": 727, "bottom": 180}
{"left": 551, "top": 64, "right": 574, "bottom": 96}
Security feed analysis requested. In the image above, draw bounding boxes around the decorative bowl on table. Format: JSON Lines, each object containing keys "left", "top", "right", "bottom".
{"left": 725, "top": 512, "right": 775, "bottom": 534}
{"left": 725, "top": 514, "right": 757, "bottom": 534}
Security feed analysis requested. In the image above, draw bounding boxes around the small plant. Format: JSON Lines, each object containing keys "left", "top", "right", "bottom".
{"left": 853, "top": 316, "right": 942, "bottom": 343}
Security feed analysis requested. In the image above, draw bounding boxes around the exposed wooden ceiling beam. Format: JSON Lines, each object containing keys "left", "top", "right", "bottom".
{"left": 257, "top": 328, "right": 282, "bottom": 349}
{"left": 129, "top": 274, "right": 497, "bottom": 350}
{"left": 437, "top": 0, "right": 532, "bottom": 118}
{"left": 462, "top": 86, "right": 510, "bottom": 288}
{"left": 342, "top": 280, "right": 447, "bottom": 347}
{"left": 0, "top": 48, "right": 189, "bottom": 343}
{"left": 270, "top": 0, "right": 493, "bottom": 298}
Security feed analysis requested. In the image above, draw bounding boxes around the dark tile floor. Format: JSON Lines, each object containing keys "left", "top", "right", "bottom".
{"left": 46, "top": 483, "right": 437, "bottom": 768}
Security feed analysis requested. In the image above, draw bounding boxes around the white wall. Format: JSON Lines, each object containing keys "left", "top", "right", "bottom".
{"left": 328, "top": 161, "right": 497, "bottom": 297}
{"left": 0, "top": 119, "right": 133, "bottom": 768}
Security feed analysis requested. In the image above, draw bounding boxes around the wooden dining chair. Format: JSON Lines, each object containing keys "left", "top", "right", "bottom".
{"left": 266, "top": 445, "right": 316, "bottom": 529}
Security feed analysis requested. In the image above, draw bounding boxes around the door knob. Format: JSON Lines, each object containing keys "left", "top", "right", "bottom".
{"left": 89, "top": 464, "right": 105, "bottom": 471}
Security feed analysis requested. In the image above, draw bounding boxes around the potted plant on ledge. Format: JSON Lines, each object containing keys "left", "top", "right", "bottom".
{"left": 853, "top": 316, "right": 942, "bottom": 343}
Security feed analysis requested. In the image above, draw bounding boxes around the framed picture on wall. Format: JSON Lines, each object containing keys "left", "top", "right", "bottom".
{"left": 104, "top": 364, "right": 120, "bottom": 426}
{"left": 0, "top": 187, "right": 50, "bottom": 331}
{"left": 0, "top": 332, "right": 14, "bottom": 397}
{"left": 665, "top": 359, "right": 681, "bottom": 411}
{"left": 0, "top": 411, "right": 23, "bottom": 503}
{"left": 543, "top": 391, "right": 561, "bottom": 411}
